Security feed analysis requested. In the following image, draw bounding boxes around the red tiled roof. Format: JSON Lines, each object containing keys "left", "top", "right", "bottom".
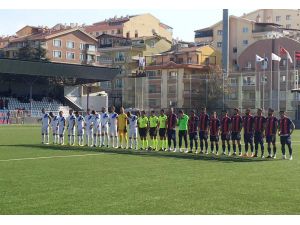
{"left": 84, "top": 24, "right": 123, "bottom": 33}
{"left": 9, "top": 28, "right": 97, "bottom": 43}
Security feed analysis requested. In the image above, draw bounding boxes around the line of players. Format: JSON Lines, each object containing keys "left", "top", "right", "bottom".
{"left": 40, "top": 106, "right": 295, "bottom": 160}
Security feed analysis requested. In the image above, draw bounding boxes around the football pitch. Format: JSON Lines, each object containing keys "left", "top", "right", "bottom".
{"left": 0, "top": 125, "right": 300, "bottom": 215}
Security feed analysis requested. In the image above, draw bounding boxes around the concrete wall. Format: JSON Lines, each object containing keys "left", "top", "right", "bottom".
{"left": 81, "top": 95, "right": 108, "bottom": 111}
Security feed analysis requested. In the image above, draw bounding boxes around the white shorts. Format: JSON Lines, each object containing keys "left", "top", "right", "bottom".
{"left": 101, "top": 124, "right": 108, "bottom": 133}
{"left": 85, "top": 127, "right": 93, "bottom": 136}
{"left": 68, "top": 127, "right": 75, "bottom": 136}
{"left": 77, "top": 128, "right": 84, "bottom": 136}
{"left": 42, "top": 126, "right": 49, "bottom": 135}
{"left": 51, "top": 126, "right": 58, "bottom": 135}
{"left": 93, "top": 126, "right": 101, "bottom": 135}
{"left": 129, "top": 128, "right": 138, "bottom": 138}
{"left": 109, "top": 125, "right": 118, "bottom": 136}
{"left": 58, "top": 127, "right": 65, "bottom": 136}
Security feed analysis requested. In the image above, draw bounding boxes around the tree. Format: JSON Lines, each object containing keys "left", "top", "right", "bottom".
{"left": 17, "top": 40, "right": 48, "bottom": 61}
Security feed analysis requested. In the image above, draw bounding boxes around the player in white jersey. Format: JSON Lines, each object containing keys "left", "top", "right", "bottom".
{"left": 100, "top": 107, "right": 110, "bottom": 147}
{"left": 67, "top": 109, "right": 76, "bottom": 146}
{"left": 75, "top": 111, "right": 85, "bottom": 146}
{"left": 58, "top": 111, "right": 66, "bottom": 145}
{"left": 41, "top": 108, "right": 51, "bottom": 144}
{"left": 91, "top": 110, "right": 101, "bottom": 147}
{"left": 108, "top": 106, "right": 119, "bottom": 148}
{"left": 49, "top": 112, "right": 59, "bottom": 144}
{"left": 127, "top": 111, "right": 138, "bottom": 150}
{"left": 84, "top": 109, "right": 94, "bottom": 146}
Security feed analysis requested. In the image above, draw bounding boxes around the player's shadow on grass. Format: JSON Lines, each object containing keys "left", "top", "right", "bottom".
{"left": 2, "top": 144, "right": 271, "bottom": 163}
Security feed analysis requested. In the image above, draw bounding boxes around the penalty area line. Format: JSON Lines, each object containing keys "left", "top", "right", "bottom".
{"left": 0, "top": 153, "right": 104, "bottom": 162}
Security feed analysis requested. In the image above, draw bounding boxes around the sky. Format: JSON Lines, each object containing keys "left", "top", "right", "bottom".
{"left": 0, "top": 9, "right": 255, "bottom": 41}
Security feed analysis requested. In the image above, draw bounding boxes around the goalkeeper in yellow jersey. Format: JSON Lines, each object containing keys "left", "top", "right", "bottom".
{"left": 117, "top": 107, "right": 128, "bottom": 149}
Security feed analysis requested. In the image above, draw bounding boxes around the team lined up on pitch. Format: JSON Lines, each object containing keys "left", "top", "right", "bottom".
{"left": 40, "top": 106, "right": 295, "bottom": 160}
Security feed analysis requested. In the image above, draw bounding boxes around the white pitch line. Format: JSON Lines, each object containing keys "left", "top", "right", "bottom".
{"left": 0, "top": 153, "right": 103, "bottom": 162}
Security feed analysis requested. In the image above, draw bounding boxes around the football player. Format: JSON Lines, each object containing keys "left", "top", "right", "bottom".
{"left": 67, "top": 109, "right": 76, "bottom": 146}
{"left": 75, "top": 111, "right": 85, "bottom": 146}
{"left": 108, "top": 106, "right": 119, "bottom": 148}
{"left": 41, "top": 108, "right": 51, "bottom": 145}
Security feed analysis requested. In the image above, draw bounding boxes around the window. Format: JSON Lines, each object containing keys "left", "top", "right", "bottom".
{"left": 115, "top": 79, "right": 122, "bottom": 88}
{"left": 217, "top": 30, "right": 223, "bottom": 35}
{"left": 286, "top": 15, "right": 291, "bottom": 20}
{"left": 126, "top": 32, "right": 130, "bottom": 38}
{"left": 188, "top": 57, "right": 192, "bottom": 64}
{"left": 86, "top": 44, "right": 96, "bottom": 52}
{"left": 168, "top": 85, "right": 176, "bottom": 94}
{"left": 66, "top": 52, "right": 75, "bottom": 60}
{"left": 246, "top": 61, "right": 252, "bottom": 69}
{"left": 80, "top": 54, "right": 85, "bottom": 61}
{"left": 281, "top": 75, "right": 286, "bottom": 82}
{"left": 242, "top": 27, "right": 249, "bottom": 33}
{"left": 276, "top": 16, "right": 281, "bottom": 22}
{"left": 233, "top": 47, "right": 237, "bottom": 53}
{"left": 111, "top": 30, "right": 115, "bottom": 35}
{"left": 243, "top": 76, "right": 255, "bottom": 86}
{"left": 66, "top": 41, "right": 75, "bottom": 49}
{"left": 53, "top": 50, "right": 62, "bottom": 58}
{"left": 286, "top": 24, "right": 291, "bottom": 29}
{"left": 53, "top": 39, "right": 61, "bottom": 47}
{"left": 87, "top": 55, "right": 94, "bottom": 62}
{"left": 80, "top": 43, "right": 85, "bottom": 50}
{"left": 149, "top": 85, "right": 158, "bottom": 93}
{"left": 117, "top": 29, "right": 121, "bottom": 34}
{"left": 242, "top": 40, "right": 248, "bottom": 45}
{"left": 149, "top": 99, "right": 158, "bottom": 107}
{"left": 168, "top": 71, "right": 177, "bottom": 78}
{"left": 217, "top": 42, "right": 222, "bottom": 48}
{"left": 230, "top": 92, "right": 237, "bottom": 100}
{"left": 230, "top": 78, "right": 238, "bottom": 86}
{"left": 135, "top": 30, "right": 138, "bottom": 38}
{"left": 115, "top": 52, "right": 125, "bottom": 62}
{"left": 147, "top": 71, "right": 158, "bottom": 79}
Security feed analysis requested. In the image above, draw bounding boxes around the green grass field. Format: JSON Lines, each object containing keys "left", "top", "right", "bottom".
{"left": 0, "top": 125, "right": 299, "bottom": 215}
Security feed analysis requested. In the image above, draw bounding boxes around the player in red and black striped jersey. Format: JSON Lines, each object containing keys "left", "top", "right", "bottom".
{"left": 253, "top": 108, "right": 266, "bottom": 158}
{"left": 231, "top": 108, "right": 243, "bottom": 156}
{"left": 198, "top": 107, "right": 210, "bottom": 154}
{"left": 209, "top": 112, "right": 221, "bottom": 155}
{"left": 221, "top": 110, "right": 231, "bottom": 155}
{"left": 265, "top": 108, "right": 278, "bottom": 158}
{"left": 243, "top": 108, "right": 255, "bottom": 157}
{"left": 278, "top": 110, "right": 295, "bottom": 160}
{"left": 188, "top": 110, "right": 199, "bottom": 153}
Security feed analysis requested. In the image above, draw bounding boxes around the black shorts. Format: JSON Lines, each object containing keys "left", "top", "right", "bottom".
{"left": 280, "top": 136, "right": 291, "bottom": 145}
{"left": 189, "top": 132, "right": 198, "bottom": 140}
{"left": 159, "top": 128, "right": 166, "bottom": 137}
{"left": 231, "top": 132, "right": 241, "bottom": 141}
{"left": 139, "top": 128, "right": 147, "bottom": 138}
{"left": 254, "top": 131, "right": 264, "bottom": 144}
{"left": 244, "top": 133, "right": 254, "bottom": 144}
{"left": 167, "top": 129, "right": 176, "bottom": 140}
{"left": 199, "top": 131, "right": 208, "bottom": 140}
{"left": 221, "top": 133, "right": 231, "bottom": 141}
{"left": 266, "top": 135, "right": 276, "bottom": 144}
{"left": 149, "top": 127, "right": 158, "bottom": 137}
{"left": 210, "top": 135, "right": 219, "bottom": 142}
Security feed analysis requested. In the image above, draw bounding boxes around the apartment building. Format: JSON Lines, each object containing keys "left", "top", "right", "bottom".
{"left": 3, "top": 25, "right": 99, "bottom": 65}
{"left": 144, "top": 45, "right": 221, "bottom": 110}
{"left": 96, "top": 34, "right": 172, "bottom": 107}
{"left": 194, "top": 9, "right": 300, "bottom": 72}
{"left": 241, "top": 9, "right": 300, "bottom": 30}
{"left": 85, "top": 13, "right": 173, "bottom": 42}
{"left": 226, "top": 37, "right": 300, "bottom": 119}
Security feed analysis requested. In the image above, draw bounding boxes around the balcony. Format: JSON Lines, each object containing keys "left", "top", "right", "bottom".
{"left": 194, "top": 29, "right": 213, "bottom": 38}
